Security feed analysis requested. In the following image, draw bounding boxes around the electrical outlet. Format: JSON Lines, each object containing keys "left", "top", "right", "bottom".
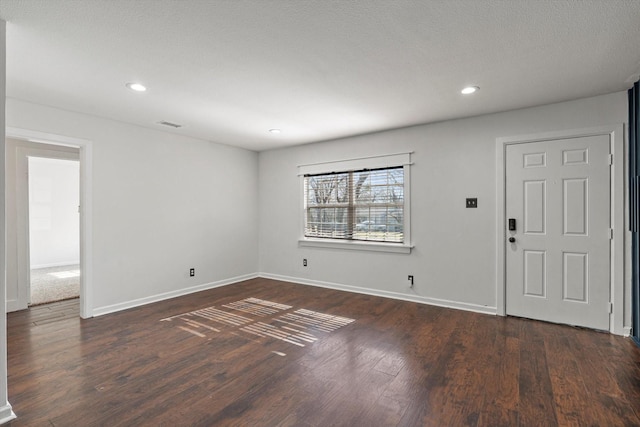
{"left": 189, "top": 268, "right": 195, "bottom": 277}
{"left": 466, "top": 198, "right": 478, "bottom": 208}
{"left": 408, "top": 275, "right": 414, "bottom": 287}
{"left": 303, "top": 259, "right": 308, "bottom": 267}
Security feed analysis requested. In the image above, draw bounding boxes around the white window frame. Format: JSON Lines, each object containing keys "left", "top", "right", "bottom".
{"left": 298, "top": 153, "right": 413, "bottom": 254}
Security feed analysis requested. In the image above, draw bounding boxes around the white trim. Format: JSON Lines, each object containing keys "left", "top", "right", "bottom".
{"left": 299, "top": 155, "right": 413, "bottom": 253}
{"left": 403, "top": 163, "right": 412, "bottom": 250}
{"left": 5, "top": 301, "right": 20, "bottom": 314}
{"left": 92, "top": 273, "right": 258, "bottom": 317}
{"left": 6, "top": 127, "right": 89, "bottom": 148}
{"left": 30, "top": 261, "right": 80, "bottom": 270}
{"left": 495, "top": 124, "right": 627, "bottom": 335}
{"left": 298, "top": 238, "right": 412, "bottom": 253}
{"left": 6, "top": 127, "right": 94, "bottom": 319}
{"left": 610, "top": 125, "right": 626, "bottom": 336}
{"left": 298, "top": 152, "right": 411, "bottom": 176}
{"left": 495, "top": 139, "right": 506, "bottom": 316}
{"left": 496, "top": 126, "right": 621, "bottom": 145}
{"left": 259, "top": 273, "right": 497, "bottom": 316}
{"left": 0, "top": 403, "right": 16, "bottom": 424}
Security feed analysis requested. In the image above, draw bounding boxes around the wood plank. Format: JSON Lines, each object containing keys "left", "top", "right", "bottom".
{"left": 5, "top": 278, "right": 640, "bottom": 426}
{"left": 517, "top": 321, "right": 559, "bottom": 426}
{"left": 479, "top": 316, "right": 522, "bottom": 424}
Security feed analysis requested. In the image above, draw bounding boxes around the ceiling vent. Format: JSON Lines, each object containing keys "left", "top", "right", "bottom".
{"left": 157, "top": 120, "right": 182, "bottom": 128}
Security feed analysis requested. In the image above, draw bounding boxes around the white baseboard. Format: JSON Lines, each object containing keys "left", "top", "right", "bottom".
{"left": 0, "top": 403, "right": 17, "bottom": 424}
{"left": 31, "top": 261, "right": 79, "bottom": 270}
{"left": 259, "top": 273, "right": 497, "bottom": 316}
{"left": 92, "top": 273, "right": 259, "bottom": 317}
{"left": 5, "top": 299, "right": 24, "bottom": 314}
{"left": 92, "top": 271, "right": 496, "bottom": 318}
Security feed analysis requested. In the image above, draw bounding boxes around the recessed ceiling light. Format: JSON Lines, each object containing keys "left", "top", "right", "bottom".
{"left": 126, "top": 82, "right": 147, "bottom": 92}
{"left": 269, "top": 129, "right": 282, "bottom": 134}
{"left": 461, "top": 86, "right": 479, "bottom": 95}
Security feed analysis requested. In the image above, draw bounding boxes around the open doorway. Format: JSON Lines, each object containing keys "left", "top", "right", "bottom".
{"left": 27, "top": 156, "right": 80, "bottom": 306}
{"left": 5, "top": 136, "right": 83, "bottom": 314}
{"left": 5, "top": 128, "right": 93, "bottom": 319}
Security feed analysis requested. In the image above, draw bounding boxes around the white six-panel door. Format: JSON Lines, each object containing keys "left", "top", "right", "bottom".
{"left": 505, "top": 135, "right": 611, "bottom": 330}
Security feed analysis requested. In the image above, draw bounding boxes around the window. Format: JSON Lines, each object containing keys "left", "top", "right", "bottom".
{"left": 304, "top": 167, "right": 404, "bottom": 243}
{"left": 298, "top": 153, "right": 412, "bottom": 253}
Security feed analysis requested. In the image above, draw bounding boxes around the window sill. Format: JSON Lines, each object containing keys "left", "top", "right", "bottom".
{"left": 298, "top": 238, "right": 413, "bottom": 254}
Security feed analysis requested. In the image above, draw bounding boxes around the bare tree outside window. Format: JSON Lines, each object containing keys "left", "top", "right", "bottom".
{"left": 304, "top": 167, "right": 404, "bottom": 243}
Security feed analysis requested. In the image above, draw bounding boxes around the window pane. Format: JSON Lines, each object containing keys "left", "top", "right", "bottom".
{"left": 305, "top": 167, "right": 404, "bottom": 243}
{"left": 306, "top": 173, "right": 348, "bottom": 205}
{"left": 352, "top": 168, "right": 403, "bottom": 242}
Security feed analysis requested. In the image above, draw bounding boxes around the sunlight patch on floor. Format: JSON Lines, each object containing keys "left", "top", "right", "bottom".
{"left": 161, "top": 297, "right": 355, "bottom": 349}
{"left": 48, "top": 270, "right": 80, "bottom": 279}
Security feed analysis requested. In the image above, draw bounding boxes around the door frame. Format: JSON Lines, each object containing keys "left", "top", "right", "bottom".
{"left": 495, "top": 125, "right": 627, "bottom": 335}
{"left": 17, "top": 147, "right": 80, "bottom": 308}
{"left": 6, "top": 127, "right": 94, "bottom": 319}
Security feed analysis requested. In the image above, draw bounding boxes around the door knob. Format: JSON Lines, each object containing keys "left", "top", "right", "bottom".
{"left": 508, "top": 237, "right": 516, "bottom": 243}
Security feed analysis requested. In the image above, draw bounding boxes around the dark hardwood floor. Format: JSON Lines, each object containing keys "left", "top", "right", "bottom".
{"left": 6, "top": 278, "right": 640, "bottom": 426}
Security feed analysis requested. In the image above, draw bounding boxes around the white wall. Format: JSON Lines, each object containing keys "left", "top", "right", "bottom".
{"left": 3, "top": 88, "right": 630, "bottom": 326}
{"left": 28, "top": 157, "right": 80, "bottom": 268}
{"left": 6, "top": 98, "right": 259, "bottom": 314}
{"left": 258, "top": 92, "right": 629, "bottom": 323}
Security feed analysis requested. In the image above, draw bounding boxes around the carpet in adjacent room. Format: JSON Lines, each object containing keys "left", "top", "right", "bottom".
{"left": 30, "top": 264, "right": 80, "bottom": 306}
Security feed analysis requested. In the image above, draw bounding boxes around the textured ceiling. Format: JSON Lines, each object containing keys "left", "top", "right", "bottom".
{"left": 1, "top": 0, "right": 640, "bottom": 151}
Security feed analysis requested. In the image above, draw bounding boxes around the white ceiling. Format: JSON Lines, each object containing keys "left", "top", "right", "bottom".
{"left": 1, "top": 0, "right": 640, "bottom": 152}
